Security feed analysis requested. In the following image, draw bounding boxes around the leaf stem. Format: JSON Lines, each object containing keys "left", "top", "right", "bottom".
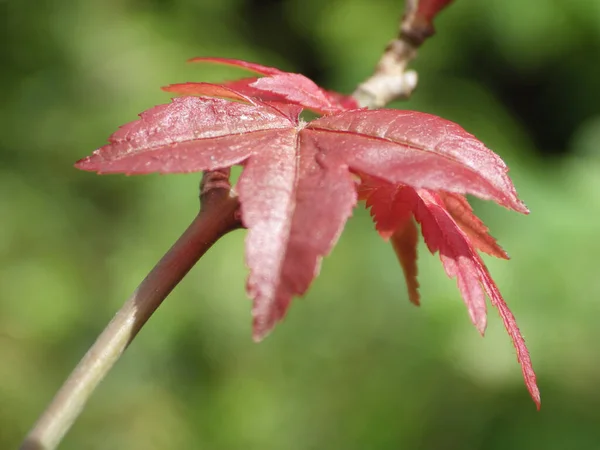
{"left": 20, "top": 179, "right": 240, "bottom": 450}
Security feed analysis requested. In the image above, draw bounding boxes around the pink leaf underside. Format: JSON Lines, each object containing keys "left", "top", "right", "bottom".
{"left": 361, "top": 179, "right": 539, "bottom": 407}
{"left": 76, "top": 97, "right": 528, "bottom": 343}
{"left": 186, "top": 57, "right": 358, "bottom": 114}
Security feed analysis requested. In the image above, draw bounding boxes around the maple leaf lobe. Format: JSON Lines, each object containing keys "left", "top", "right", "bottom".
{"left": 308, "top": 110, "right": 528, "bottom": 214}
{"left": 75, "top": 96, "right": 298, "bottom": 174}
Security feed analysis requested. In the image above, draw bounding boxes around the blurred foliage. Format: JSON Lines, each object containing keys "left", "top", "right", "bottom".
{"left": 1, "top": 0, "right": 600, "bottom": 448}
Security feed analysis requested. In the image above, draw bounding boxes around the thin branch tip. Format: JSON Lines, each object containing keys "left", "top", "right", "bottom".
{"left": 353, "top": 1, "right": 448, "bottom": 108}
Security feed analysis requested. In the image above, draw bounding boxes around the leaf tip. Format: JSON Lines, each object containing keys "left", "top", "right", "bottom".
{"left": 475, "top": 319, "right": 487, "bottom": 336}
{"left": 408, "top": 291, "right": 421, "bottom": 306}
{"left": 74, "top": 156, "right": 95, "bottom": 172}
{"left": 517, "top": 200, "right": 530, "bottom": 215}
{"left": 506, "top": 194, "right": 529, "bottom": 215}
{"left": 161, "top": 84, "right": 177, "bottom": 93}
{"left": 251, "top": 315, "right": 275, "bottom": 343}
{"left": 252, "top": 329, "right": 267, "bottom": 343}
{"left": 521, "top": 357, "right": 541, "bottom": 410}
{"left": 533, "top": 390, "right": 542, "bottom": 410}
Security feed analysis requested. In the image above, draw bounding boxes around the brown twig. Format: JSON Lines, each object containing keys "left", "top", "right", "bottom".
{"left": 353, "top": 0, "right": 453, "bottom": 108}
{"left": 20, "top": 172, "right": 241, "bottom": 450}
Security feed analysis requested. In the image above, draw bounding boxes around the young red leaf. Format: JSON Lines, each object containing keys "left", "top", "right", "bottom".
{"left": 77, "top": 60, "right": 538, "bottom": 406}
{"left": 186, "top": 57, "right": 359, "bottom": 114}
{"left": 78, "top": 90, "right": 525, "bottom": 331}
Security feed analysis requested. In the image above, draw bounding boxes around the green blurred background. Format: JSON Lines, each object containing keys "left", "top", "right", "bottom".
{"left": 2, "top": 0, "right": 600, "bottom": 448}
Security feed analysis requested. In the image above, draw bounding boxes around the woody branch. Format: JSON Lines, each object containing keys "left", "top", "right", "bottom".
{"left": 353, "top": 0, "right": 453, "bottom": 108}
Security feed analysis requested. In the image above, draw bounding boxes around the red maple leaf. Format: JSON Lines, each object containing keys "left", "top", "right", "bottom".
{"left": 76, "top": 59, "right": 539, "bottom": 408}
